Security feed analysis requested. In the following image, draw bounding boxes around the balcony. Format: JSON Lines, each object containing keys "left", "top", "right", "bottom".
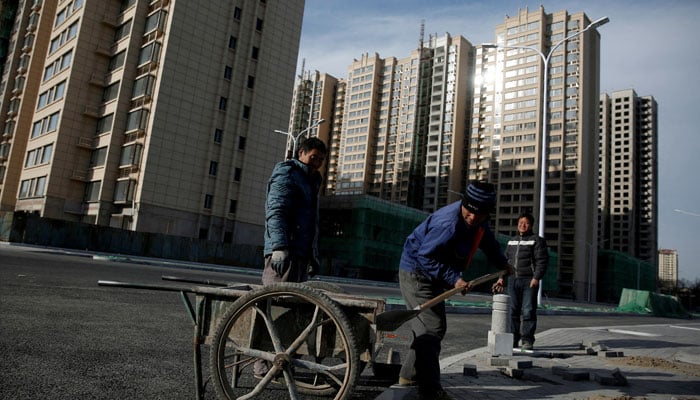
{"left": 83, "top": 106, "right": 100, "bottom": 118}
{"left": 70, "top": 169, "right": 88, "bottom": 181}
{"left": 77, "top": 137, "right": 96, "bottom": 149}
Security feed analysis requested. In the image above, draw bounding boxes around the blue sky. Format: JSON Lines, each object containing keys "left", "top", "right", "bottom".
{"left": 297, "top": 0, "right": 700, "bottom": 282}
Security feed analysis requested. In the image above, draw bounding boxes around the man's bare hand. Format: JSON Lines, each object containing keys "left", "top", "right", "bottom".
{"left": 455, "top": 278, "right": 472, "bottom": 295}
{"left": 492, "top": 277, "right": 505, "bottom": 294}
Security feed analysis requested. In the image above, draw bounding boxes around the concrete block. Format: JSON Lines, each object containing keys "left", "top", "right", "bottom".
{"left": 593, "top": 368, "right": 628, "bottom": 386}
{"left": 509, "top": 359, "right": 533, "bottom": 369}
{"left": 488, "top": 330, "right": 513, "bottom": 356}
{"left": 462, "top": 364, "right": 478, "bottom": 377}
{"left": 501, "top": 367, "right": 524, "bottom": 379}
{"left": 490, "top": 357, "right": 511, "bottom": 367}
{"left": 598, "top": 351, "right": 624, "bottom": 358}
{"left": 592, "top": 344, "right": 609, "bottom": 352}
{"left": 551, "top": 366, "right": 589, "bottom": 381}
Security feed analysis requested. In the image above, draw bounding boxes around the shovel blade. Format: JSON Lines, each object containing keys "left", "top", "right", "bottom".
{"left": 375, "top": 309, "right": 420, "bottom": 331}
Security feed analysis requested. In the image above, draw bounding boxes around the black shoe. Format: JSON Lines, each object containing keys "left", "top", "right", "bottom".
{"left": 521, "top": 341, "right": 533, "bottom": 350}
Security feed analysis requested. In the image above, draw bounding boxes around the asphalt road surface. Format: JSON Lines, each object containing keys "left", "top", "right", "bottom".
{"left": 1, "top": 244, "right": 687, "bottom": 399}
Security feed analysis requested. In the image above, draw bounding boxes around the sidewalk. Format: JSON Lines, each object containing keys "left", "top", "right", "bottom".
{"left": 377, "top": 323, "right": 700, "bottom": 400}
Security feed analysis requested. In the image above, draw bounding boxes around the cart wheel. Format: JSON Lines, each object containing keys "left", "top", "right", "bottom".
{"left": 304, "top": 281, "right": 347, "bottom": 294}
{"left": 209, "top": 283, "right": 360, "bottom": 400}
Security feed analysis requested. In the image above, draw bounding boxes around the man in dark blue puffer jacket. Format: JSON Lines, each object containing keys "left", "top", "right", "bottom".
{"left": 254, "top": 136, "right": 327, "bottom": 378}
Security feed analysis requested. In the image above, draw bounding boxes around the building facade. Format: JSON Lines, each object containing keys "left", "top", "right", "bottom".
{"left": 599, "top": 89, "right": 658, "bottom": 270}
{"left": 658, "top": 248, "right": 678, "bottom": 289}
{"left": 320, "top": 33, "right": 474, "bottom": 212}
{"left": 469, "top": 6, "right": 602, "bottom": 300}
{"left": 0, "top": 0, "right": 305, "bottom": 245}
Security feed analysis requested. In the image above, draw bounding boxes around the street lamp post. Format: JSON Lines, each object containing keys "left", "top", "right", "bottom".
{"left": 482, "top": 16, "right": 609, "bottom": 304}
{"left": 274, "top": 118, "right": 325, "bottom": 161}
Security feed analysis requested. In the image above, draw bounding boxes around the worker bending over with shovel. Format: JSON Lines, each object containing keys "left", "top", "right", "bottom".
{"left": 397, "top": 181, "right": 512, "bottom": 400}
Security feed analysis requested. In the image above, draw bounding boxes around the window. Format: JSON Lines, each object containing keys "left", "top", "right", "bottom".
{"left": 229, "top": 199, "right": 237, "bottom": 214}
{"left": 19, "top": 176, "right": 47, "bottom": 198}
{"left": 49, "top": 20, "right": 79, "bottom": 55}
{"left": 102, "top": 81, "right": 119, "bottom": 103}
{"left": 242, "top": 105, "right": 250, "bottom": 119}
{"left": 108, "top": 51, "right": 125, "bottom": 71}
{"left": 43, "top": 50, "right": 73, "bottom": 81}
{"left": 114, "top": 19, "right": 132, "bottom": 42}
{"left": 120, "top": 0, "right": 136, "bottom": 12}
{"left": 246, "top": 75, "right": 255, "bottom": 89}
{"left": 96, "top": 114, "right": 114, "bottom": 135}
{"left": 138, "top": 42, "right": 161, "bottom": 66}
{"left": 90, "top": 147, "right": 107, "bottom": 167}
{"left": 37, "top": 80, "right": 66, "bottom": 109}
{"left": 234, "top": 167, "right": 242, "bottom": 181}
{"left": 214, "top": 129, "right": 223, "bottom": 143}
{"left": 120, "top": 143, "right": 142, "bottom": 166}
{"left": 31, "top": 112, "right": 60, "bottom": 139}
{"left": 132, "top": 75, "right": 155, "bottom": 98}
{"left": 251, "top": 46, "right": 259, "bottom": 60}
{"left": 144, "top": 10, "right": 167, "bottom": 34}
{"left": 85, "top": 181, "right": 102, "bottom": 202}
{"left": 114, "top": 180, "right": 135, "bottom": 202}
{"left": 209, "top": 161, "right": 218, "bottom": 176}
{"left": 204, "top": 194, "right": 213, "bottom": 209}
{"left": 125, "top": 109, "right": 148, "bottom": 131}
{"left": 228, "top": 35, "right": 237, "bottom": 49}
{"left": 255, "top": 18, "right": 263, "bottom": 31}
{"left": 24, "top": 144, "right": 53, "bottom": 167}
{"left": 233, "top": 7, "right": 242, "bottom": 20}
{"left": 224, "top": 66, "right": 232, "bottom": 80}
{"left": 218, "top": 97, "right": 227, "bottom": 110}
{"left": 238, "top": 136, "right": 246, "bottom": 150}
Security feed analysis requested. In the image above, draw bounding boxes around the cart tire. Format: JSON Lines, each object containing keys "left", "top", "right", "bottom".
{"left": 304, "top": 281, "right": 347, "bottom": 294}
{"left": 209, "top": 283, "right": 360, "bottom": 400}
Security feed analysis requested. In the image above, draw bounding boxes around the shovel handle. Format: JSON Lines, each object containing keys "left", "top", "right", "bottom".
{"left": 418, "top": 271, "right": 504, "bottom": 311}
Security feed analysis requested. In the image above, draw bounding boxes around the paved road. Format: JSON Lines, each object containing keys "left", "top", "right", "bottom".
{"left": 1, "top": 244, "right": 689, "bottom": 399}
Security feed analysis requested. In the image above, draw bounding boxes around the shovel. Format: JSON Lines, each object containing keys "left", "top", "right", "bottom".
{"left": 375, "top": 271, "right": 504, "bottom": 331}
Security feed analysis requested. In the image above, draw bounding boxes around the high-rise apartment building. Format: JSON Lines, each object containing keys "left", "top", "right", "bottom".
{"left": 658, "top": 249, "right": 678, "bottom": 288}
{"left": 324, "top": 33, "right": 474, "bottom": 212}
{"left": 599, "top": 89, "right": 658, "bottom": 267}
{"left": 285, "top": 69, "right": 337, "bottom": 182}
{"left": 0, "top": 0, "right": 305, "bottom": 246}
{"left": 470, "top": 7, "right": 602, "bottom": 299}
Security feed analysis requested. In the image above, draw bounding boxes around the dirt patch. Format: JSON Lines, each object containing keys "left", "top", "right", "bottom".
{"left": 607, "top": 355, "right": 700, "bottom": 378}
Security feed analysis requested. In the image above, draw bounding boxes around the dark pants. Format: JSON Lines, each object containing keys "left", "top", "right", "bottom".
{"left": 508, "top": 276, "right": 538, "bottom": 345}
{"left": 254, "top": 255, "right": 309, "bottom": 375}
{"left": 398, "top": 269, "right": 446, "bottom": 394}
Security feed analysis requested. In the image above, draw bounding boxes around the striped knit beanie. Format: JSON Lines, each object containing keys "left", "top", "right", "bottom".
{"left": 461, "top": 181, "right": 496, "bottom": 214}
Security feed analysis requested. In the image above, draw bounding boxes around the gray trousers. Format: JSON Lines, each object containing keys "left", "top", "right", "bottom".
{"left": 253, "top": 255, "right": 309, "bottom": 375}
{"left": 398, "top": 269, "right": 447, "bottom": 393}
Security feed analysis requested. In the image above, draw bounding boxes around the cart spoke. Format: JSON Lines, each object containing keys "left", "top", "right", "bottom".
{"left": 286, "top": 304, "right": 323, "bottom": 355}
{"left": 253, "top": 300, "right": 286, "bottom": 353}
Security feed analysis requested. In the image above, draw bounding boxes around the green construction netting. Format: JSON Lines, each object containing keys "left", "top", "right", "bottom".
{"left": 617, "top": 288, "right": 690, "bottom": 318}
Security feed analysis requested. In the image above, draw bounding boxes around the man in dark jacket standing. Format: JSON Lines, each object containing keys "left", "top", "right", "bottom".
{"left": 397, "top": 181, "right": 512, "bottom": 400}
{"left": 262, "top": 137, "right": 327, "bottom": 284}
{"left": 505, "top": 212, "right": 548, "bottom": 350}
{"left": 254, "top": 137, "right": 327, "bottom": 378}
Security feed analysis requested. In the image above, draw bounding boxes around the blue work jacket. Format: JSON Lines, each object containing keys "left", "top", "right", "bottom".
{"left": 399, "top": 201, "right": 508, "bottom": 287}
{"left": 263, "top": 159, "right": 322, "bottom": 259}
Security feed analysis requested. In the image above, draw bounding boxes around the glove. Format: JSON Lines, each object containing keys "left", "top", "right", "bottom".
{"left": 308, "top": 257, "right": 320, "bottom": 278}
{"left": 270, "top": 250, "right": 290, "bottom": 276}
